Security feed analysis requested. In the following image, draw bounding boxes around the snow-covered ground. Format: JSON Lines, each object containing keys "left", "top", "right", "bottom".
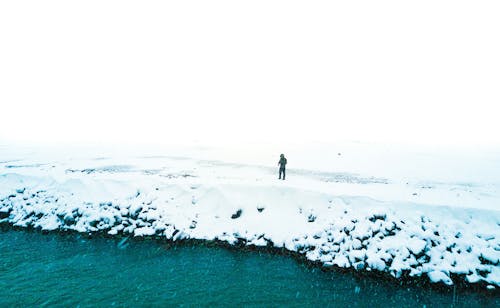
{"left": 1, "top": 142, "right": 499, "bottom": 288}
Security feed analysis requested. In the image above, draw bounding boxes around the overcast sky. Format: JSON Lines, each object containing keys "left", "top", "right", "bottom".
{"left": 1, "top": 1, "right": 499, "bottom": 146}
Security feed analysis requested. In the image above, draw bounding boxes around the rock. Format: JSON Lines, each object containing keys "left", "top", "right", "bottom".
{"left": 136, "top": 219, "right": 147, "bottom": 227}
{"left": 313, "top": 232, "right": 322, "bottom": 239}
{"left": 129, "top": 206, "right": 143, "bottom": 219}
{"left": 231, "top": 209, "right": 242, "bottom": 219}
{"left": 257, "top": 207, "right": 265, "bottom": 212}
{"left": 407, "top": 237, "right": 427, "bottom": 256}
{"left": 0, "top": 209, "right": 11, "bottom": 219}
{"left": 480, "top": 250, "right": 500, "bottom": 265}
{"left": 351, "top": 239, "right": 362, "bottom": 250}
{"left": 64, "top": 215, "right": 76, "bottom": 225}
{"left": 368, "top": 214, "right": 387, "bottom": 222}
{"left": 427, "top": 270, "right": 453, "bottom": 285}
{"left": 354, "top": 262, "right": 365, "bottom": 270}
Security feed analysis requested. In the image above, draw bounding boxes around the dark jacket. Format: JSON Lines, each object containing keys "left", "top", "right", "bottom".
{"left": 279, "top": 157, "right": 287, "bottom": 169}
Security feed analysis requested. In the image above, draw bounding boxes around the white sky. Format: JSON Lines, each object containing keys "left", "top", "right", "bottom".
{"left": 1, "top": 1, "right": 499, "bottom": 146}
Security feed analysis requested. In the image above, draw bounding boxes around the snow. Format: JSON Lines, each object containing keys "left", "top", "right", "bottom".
{"left": 428, "top": 271, "right": 454, "bottom": 285}
{"left": 0, "top": 142, "right": 499, "bottom": 288}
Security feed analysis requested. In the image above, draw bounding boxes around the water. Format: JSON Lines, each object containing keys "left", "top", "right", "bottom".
{"left": 0, "top": 230, "right": 497, "bottom": 307}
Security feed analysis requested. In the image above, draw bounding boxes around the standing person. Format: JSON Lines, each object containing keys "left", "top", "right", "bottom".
{"left": 278, "top": 154, "right": 287, "bottom": 180}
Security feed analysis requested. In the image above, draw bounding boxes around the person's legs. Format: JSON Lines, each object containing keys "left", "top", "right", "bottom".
{"left": 279, "top": 168, "right": 285, "bottom": 180}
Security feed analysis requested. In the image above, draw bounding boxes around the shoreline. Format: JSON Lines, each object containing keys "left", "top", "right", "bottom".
{"left": 1, "top": 181, "right": 499, "bottom": 290}
{"left": 1, "top": 150, "right": 499, "bottom": 292}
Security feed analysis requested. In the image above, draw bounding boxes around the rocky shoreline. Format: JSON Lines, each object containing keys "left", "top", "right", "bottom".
{"left": 1, "top": 183, "right": 499, "bottom": 292}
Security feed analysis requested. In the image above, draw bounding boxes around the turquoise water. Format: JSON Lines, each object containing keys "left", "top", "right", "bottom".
{"left": 0, "top": 229, "right": 497, "bottom": 307}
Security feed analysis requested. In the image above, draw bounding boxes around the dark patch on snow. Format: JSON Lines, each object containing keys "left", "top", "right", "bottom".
{"left": 66, "top": 165, "right": 133, "bottom": 174}
{"left": 159, "top": 173, "right": 197, "bottom": 179}
{"left": 308, "top": 214, "right": 316, "bottom": 223}
{"left": 92, "top": 157, "right": 110, "bottom": 160}
{"left": 231, "top": 209, "right": 243, "bottom": 219}
{"left": 5, "top": 164, "right": 45, "bottom": 169}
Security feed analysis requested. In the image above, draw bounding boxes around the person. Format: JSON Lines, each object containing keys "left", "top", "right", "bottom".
{"left": 278, "top": 154, "right": 287, "bottom": 180}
